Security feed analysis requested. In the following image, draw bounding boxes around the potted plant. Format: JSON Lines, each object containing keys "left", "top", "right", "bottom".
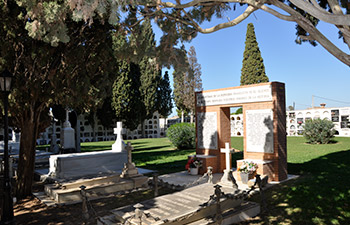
{"left": 238, "top": 161, "right": 258, "bottom": 184}
{"left": 185, "top": 156, "right": 202, "bottom": 175}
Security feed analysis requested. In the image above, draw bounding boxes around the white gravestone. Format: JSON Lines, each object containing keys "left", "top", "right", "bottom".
{"left": 219, "top": 142, "right": 233, "bottom": 185}
{"left": 112, "top": 121, "right": 126, "bottom": 152}
{"left": 246, "top": 109, "right": 274, "bottom": 153}
{"left": 197, "top": 112, "right": 218, "bottom": 149}
{"left": 61, "top": 109, "right": 75, "bottom": 149}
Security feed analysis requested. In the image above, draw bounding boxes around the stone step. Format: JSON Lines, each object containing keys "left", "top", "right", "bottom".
{"left": 60, "top": 173, "right": 122, "bottom": 189}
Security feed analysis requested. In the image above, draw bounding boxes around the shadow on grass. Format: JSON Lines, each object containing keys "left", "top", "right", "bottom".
{"left": 81, "top": 146, "right": 112, "bottom": 152}
{"left": 246, "top": 149, "right": 350, "bottom": 225}
{"left": 132, "top": 145, "right": 172, "bottom": 152}
{"left": 138, "top": 159, "right": 189, "bottom": 175}
{"left": 304, "top": 139, "right": 339, "bottom": 145}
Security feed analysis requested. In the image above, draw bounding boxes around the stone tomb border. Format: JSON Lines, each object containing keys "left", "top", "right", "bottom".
{"left": 195, "top": 82, "right": 287, "bottom": 182}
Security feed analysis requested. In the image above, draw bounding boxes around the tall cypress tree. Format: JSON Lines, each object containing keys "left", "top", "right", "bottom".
{"left": 157, "top": 71, "right": 173, "bottom": 118}
{"left": 240, "top": 23, "right": 269, "bottom": 85}
{"left": 112, "top": 61, "right": 144, "bottom": 131}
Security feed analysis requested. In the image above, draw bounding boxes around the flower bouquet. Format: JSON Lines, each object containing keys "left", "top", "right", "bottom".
{"left": 185, "top": 156, "right": 202, "bottom": 175}
{"left": 238, "top": 161, "right": 258, "bottom": 184}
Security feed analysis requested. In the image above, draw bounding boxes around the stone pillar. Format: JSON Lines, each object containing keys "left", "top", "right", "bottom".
{"left": 60, "top": 108, "right": 76, "bottom": 151}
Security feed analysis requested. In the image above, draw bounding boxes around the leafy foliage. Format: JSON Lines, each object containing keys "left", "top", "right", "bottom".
{"left": 166, "top": 123, "right": 196, "bottom": 150}
{"left": 241, "top": 23, "right": 269, "bottom": 85}
{"left": 0, "top": 1, "right": 117, "bottom": 199}
{"left": 303, "top": 118, "right": 336, "bottom": 144}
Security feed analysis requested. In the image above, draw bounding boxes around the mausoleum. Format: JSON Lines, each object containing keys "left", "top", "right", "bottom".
{"left": 195, "top": 82, "right": 287, "bottom": 182}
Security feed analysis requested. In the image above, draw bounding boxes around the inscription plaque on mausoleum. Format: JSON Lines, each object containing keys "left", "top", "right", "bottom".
{"left": 197, "top": 112, "right": 218, "bottom": 149}
{"left": 246, "top": 109, "right": 274, "bottom": 153}
{"left": 196, "top": 85, "right": 272, "bottom": 107}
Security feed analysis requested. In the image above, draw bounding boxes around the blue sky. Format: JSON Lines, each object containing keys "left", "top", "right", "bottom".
{"left": 154, "top": 7, "right": 350, "bottom": 116}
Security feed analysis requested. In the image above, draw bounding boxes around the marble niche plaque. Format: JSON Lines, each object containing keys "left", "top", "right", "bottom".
{"left": 197, "top": 112, "right": 218, "bottom": 149}
{"left": 246, "top": 109, "right": 274, "bottom": 153}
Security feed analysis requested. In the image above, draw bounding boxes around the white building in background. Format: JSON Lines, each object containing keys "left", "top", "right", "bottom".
{"left": 286, "top": 105, "right": 350, "bottom": 136}
{"left": 35, "top": 111, "right": 168, "bottom": 145}
{"left": 230, "top": 114, "right": 243, "bottom": 136}
{"left": 230, "top": 104, "right": 350, "bottom": 137}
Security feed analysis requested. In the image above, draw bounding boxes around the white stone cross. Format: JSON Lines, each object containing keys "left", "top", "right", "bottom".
{"left": 112, "top": 121, "right": 125, "bottom": 152}
{"left": 220, "top": 142, "right": 232, "bottom": 171}
{"left": 114, "top": 122, "right": 123, "bottom": 136}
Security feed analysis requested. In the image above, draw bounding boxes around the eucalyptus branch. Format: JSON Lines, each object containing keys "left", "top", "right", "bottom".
{"left": 289, "top": 0, "right": 350, "bottom": 25}
{"left": 270, "top": 0, "right": 350, "bottom": 65}
{"left": 191, "top": 5, "right": 257, "bottom": 34}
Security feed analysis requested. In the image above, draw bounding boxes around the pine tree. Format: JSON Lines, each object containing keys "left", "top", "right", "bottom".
{"left": 240, "top": 23, "right": 269, "bottom": 86}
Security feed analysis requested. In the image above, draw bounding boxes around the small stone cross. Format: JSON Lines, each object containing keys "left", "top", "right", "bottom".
{"left": 220, "top": 142, "right": 232, "bottom": 171}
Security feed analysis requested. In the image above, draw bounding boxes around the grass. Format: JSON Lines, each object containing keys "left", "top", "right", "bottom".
{"left": 38, "top": 136, "right": 350, "bottom": 224}
{"left": 79, "top": 138, "right": 196, "bottom": 175}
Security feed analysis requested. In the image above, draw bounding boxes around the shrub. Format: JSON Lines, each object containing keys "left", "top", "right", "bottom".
{"left": 166, "top": 123, "right": 196, "bottom": 149}
{"left": 303, "top": 118, "right": 336, "bottom": 144}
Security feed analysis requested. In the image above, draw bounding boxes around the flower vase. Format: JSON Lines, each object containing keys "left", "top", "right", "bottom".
{"left": 240, "top": 172, "right": 251, "bottom": 184}
{"left": 190, "top": 167, "right": 198, "bottom": 175}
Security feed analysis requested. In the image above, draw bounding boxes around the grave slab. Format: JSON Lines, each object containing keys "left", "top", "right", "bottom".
{"left": 49, "top": 150, "right": 127, "bottom": 179}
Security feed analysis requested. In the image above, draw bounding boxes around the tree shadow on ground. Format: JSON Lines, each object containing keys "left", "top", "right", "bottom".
{"left": 131, "top": 145, "right": 172, "bottom": 152}
{"left": 13, "top": 187, "right": 176, "bottom": 225}
{"left": 243, "top": 149, "right": 350, "bottom": 225}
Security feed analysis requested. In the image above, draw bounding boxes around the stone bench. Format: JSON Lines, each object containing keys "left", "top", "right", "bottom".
{"left": 49, "top": 150, "right": 127, "bottom": 179}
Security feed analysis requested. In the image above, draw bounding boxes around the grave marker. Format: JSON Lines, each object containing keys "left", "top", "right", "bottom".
{"left": 112, "top": 121, "right": 125, "bottom": 152}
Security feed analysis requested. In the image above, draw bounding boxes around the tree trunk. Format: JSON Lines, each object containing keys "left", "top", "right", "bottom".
{"left": 181, "top": 111, "right": 184, "bottom": 123}
{"left": 190, "top": 111, "right": 194, "bottom": 124}
{"left": 16, "top": 108, "right": 42, "bottom": 200}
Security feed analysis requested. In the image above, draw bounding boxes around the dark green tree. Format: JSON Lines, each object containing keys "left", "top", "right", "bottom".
{"left": 111, "top": 19, "right": 161, "bottom": 134}
{"left": 173, "top": 67, "right": 187, "bottom": 121}
{"left": 112, "top": 61, "right": 144, "bottom": 131}
{"left": 97, "top": 97, "right": 116, "bottom": 129}
{"left": 0, "top": 2, "right": 117, "bottom": 199}
{"left": 241, "top": 23, "right": 269, "bottom": 86}
{"left": 157, "top": 71, "right": 173, "bottom": 118}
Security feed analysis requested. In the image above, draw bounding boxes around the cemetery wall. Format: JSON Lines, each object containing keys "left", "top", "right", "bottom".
{"left": 231, "top": 106, "right": 350, "bottom": 137}
{"left": 33, "top": 111, "right": 167, "bottom": 145}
